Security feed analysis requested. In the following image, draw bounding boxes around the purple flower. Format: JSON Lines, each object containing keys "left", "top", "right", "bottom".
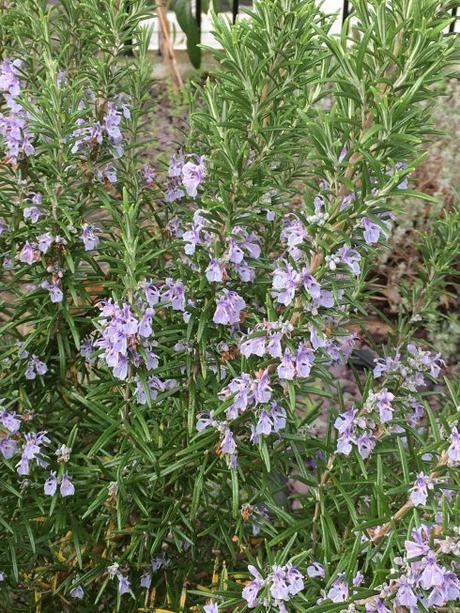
{"left": 81, "top": 223, "right": 100, "bottom": 251}
{"left": 203, "top": 602, "right": 219, "bottom": 613}
{"left": 419, "top": 551, "right": 445, "bottom": 589}
{"left": 213, "top": 290, "right": 245, "bottom": 325}
{"left": 395, "top": 576, "right": 418, "bottom": 608}
{"left": 31, "top": 192, "right": 42, "bottom": 206}
{"left": 408, "top": 398, "right": 424, "bottom": 426}
{"left": 19, "top": 241, "right": 39, "bottom": 265}
{"left": 352, "top": 571, "right": 364, "bottom": 587}
{"left": 301, "top": 267, "right": 321, "bottom": 300}
{"left": 139, "top": 280, "right": 160, "bottom": 307}
{"left": 296, "top": 344, "right": 315, "bottom": 377}
{"left": 227, "top": 238, "right": 245, "bottom": 264}
{"left": 96, "top": 164, "right": 117, "bottom": 183}
{"left": 306, "top": 562, "right": 325, "bottom": 578}
{"left": 220, "top": 427, "right": 237, "bottom": 455}
{"left": 277, "top": 348, "right": 296, "bottom": 380}
{"left": 0, "top": 437, "right": 17, "bottom": 459}
{"left": 338, "top": 144, "right": 348, "bottom": 162}
{"left": 44, "top": 471, "right": 58, "bottom": 496}
{"left": 165, "top": 182, "right": 185, "bottom": 202}
{"left": 0, "top": 409, "right": 21, "bottom": 433}
{"left": 280, "top": 218, "right": 307, "bottom": 258}
{"left": 395, "top": 162, "right": 409, "bottom": 189}
{"left": 0, "top": 59, "right": 22, "bottom": 96}
{"left": 336, "top": 432, "right": 353, "bottom": 455}
{"left": 138, "top": 308, "right": 154, "bottom": 338}
{"left": 233, "top": 227, "right": 261, "bottom": 260}
{"left": 315, "top": 289, "right": 335, "bottom": 309}
{"left": 240, "top": 334, "right": 266, "bottom": 358}
{"left": 69, "top": 585, "right": 84, "bottom": 599}
{"left": 336, "top": 245, "right": 361, "bottom": 276}
{"left": 255, "top": 410, "right": 273, "bottom": 436}
{"left": 234, "top": 262, "right": 255, "bottom": 282}
{"left": 309, "top": 325, "right": 326, "bottom": 350}
{"left": 373, "top": 352, "right": 401, "bottom": 378}
{"left": 267, "top": 332, "right": 283, "bottom": 358}
{"left": 362, "top": 218, "right": 382, "bottom": 245}
{"left": 285, "top": 563, "right": 304, "bottom": 595}
{"left": 254, "top": 369, "right": 272, "bottom": 404}
{"left": 270, "top": 565, "right": 289, "bottom": 601}
{"left": 326, "top": 574, "right": 349, "bottom": 603}
{"left": 340, "top": 192, "right": 356, "bottom": 210}
{"left": 3, "top": 255, "right": 14, "bottom": 269}
{"left": 272, "top": 262, "right": 300, "bottom": 306}
{"left": 25, "top": 355, "right": 48, "bottom": 380}
{"left": 162, "top": 279, "right": 186, "bottom": 312}
{"left": 376, "top": 389, "right": 394, "bottom": 423}
{"left": 168, "top": 151, "right": 184, "bottom": 177}
{"left": 23, "top": 207, "right": 42, "bottom": 223}
{"left": 103, "top": 103, "right": 124, "bottom": 156}
{"left": 334, "top": 407, "right": 357, "bottom": 435}
{"left": 60, "top": 472, "right": 75, "bottom": 497}
{"left": 37, "top": 232, "right": 54, "bottom": 254}
{"left": 242, "top": 565, "right": 264, "bottom": 608}
{"left": 220, "top": 374, "right": 253, "bottom": 418}
{"left": 409, "top": 472, "right": 433, "bottom": 507}
{"left": 41, "top": 280, "right": 64, "bottom": 303}
{"left": 447, "top": 425, "right": 460, "bottom": 465}
{"left": 365, "top": 598, "right": 391, "bottom": 613}
{"left": 117, "top": 573, "right": 130, "bottom": 595}
{"left": 404, "top": 525, "right": 431, "bottom": 559}
{"left": 270, "top": 403, "right": 286, "bottom": 433}
{"left": 357, "top": 433, "right": 375, "bottom": 459}
{"left": 142, "top": 163, "right": 155, "bottom": 185}
{"left": 140, "top": 570, "right": 152, "bottom": 589}
{"left": 181, "top": 155, "right": 206, "bottom": 198}
{"left": 17, "top": 431, "right": 50, "bottom": 474}
{"left": 206, "top": 258, "right": 224, "bottom": 283}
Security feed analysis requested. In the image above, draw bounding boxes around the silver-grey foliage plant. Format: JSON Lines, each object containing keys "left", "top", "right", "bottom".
{"left": 0, "top": 0, "right": 459, "bottom": 610}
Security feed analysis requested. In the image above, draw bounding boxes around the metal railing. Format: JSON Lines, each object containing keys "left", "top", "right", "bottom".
{"left": 194, "top": 1, "right": 458, "bottom": 31}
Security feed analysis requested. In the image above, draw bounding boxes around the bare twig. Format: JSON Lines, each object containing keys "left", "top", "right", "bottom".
{"left": 157, "top": 1, "right": 183, "bottom": 92}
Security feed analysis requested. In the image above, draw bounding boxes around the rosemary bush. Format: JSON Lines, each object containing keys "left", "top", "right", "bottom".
{"left": 0, "top": 0, "right": 459, "bottom": 611}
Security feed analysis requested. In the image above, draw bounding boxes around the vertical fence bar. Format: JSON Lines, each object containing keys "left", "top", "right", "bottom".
{"left": 449, "top": 6, "right": 458, "bottom": 33}
{"left": 233, "top": 0, "right": 239, "bottom": 24}
{"left": 343, "top": 0, "right": 350, "bottom": 25}
{"left": 196, "top": 0, "right": 202, "bottom": 37}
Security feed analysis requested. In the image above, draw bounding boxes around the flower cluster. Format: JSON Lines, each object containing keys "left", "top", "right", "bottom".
{"left": 94, "top": 299, "right": 157, "bottom": 380}
{"left": 16, "top": 431, "right": 50, "bottom": 475}
{"left": 71, "top": 93, "right": 130, "bottom": 159}
{"left": 364, "top": 526, "right": 460, "bottom": 610}
{"left": 334, "top": 342, "right": 445, "bottom": 461}
{"left": 165, "top": 151, "right": 206, "bottom": 201}
{"left": 0, "top": 400, "right": 22, "bottom": 460}
{"left": 242, "top": 562, "right": 304, "bottom": 611}
{"left": 197, "top": 368, "right": 287, "bottom": 465}
{"left": 213, "top": 289, "right": 246, "bottom": 325}
{"left": 240, "top": 321, "right": 293, "bottom": 359}
{"left": 0, "top": 58, "right": 34, "bottom": 162}
{"left": 21, "top": 352, "right": 48, "bottom": 380}
{"left": 44, "top": 471, "right": 75, "bottom": 497}
{"left": 334, "top": 407, "right": 376, "bottom": 460}
{"left": 374, "top": 343, "right": 444, "bottom": 391}
{"left": 271, "top": 261, "right": 324, "bottom": 307}
{"left": 93, "top": 278, "right": 188, "bottom": 382}
{"left": 107, "top": 563, "right": 131, "bottom": 596}
{"left": 206, "top": 225, "right": 261, "bottom": 283}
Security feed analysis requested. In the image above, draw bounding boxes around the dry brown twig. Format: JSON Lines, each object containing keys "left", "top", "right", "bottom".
{"left": 157, "top": 0, "right": 183, "bottom": 92}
